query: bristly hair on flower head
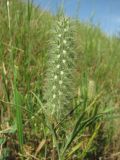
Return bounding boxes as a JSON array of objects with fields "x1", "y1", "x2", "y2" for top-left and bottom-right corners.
[{"x1": 43, "y1": 10, "x2": 76, "y2": 121}]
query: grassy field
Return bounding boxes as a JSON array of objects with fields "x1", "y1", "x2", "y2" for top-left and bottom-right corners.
[{"x1": 0, "y1": 0, "x2": 120, "y2": 160}]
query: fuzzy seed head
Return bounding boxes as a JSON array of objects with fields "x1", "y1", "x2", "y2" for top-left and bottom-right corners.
[
  {"x1": 7, "y1": 0, "x2": 10, "y2": 6},
  {"x1": 57, "y1": 55, "x2": 60, "y2": 58},
  {"x1": 59, "y1": 80, "x2": 63, "y2": 85},
  {"x1": 60, "y1": 71, "x2": 64, "y2": 75},
  {"x1": 53, "y1": 85, "x2": 56, "y2": 90},
  {"x1": 53, "y1": 94, "x2": 56, "y2": 99},
  {"x1": 54, "y1": 75, "x2": 58, "y2": 80},
  {"x1": 64, "y1": 28, "x2": 68, "y2": 32},
  {"x1": 57, "y1": 64, "x2": 60, "y2": 69},
  {"x1": 63, "y1": 50, "x2": 67, "y2": 54},
  {"x1": 44, "y1": 14, "x2": 75, "y2": 121},
  {"x1": 63, "y1": 40, "x2": 67, "y2": 44},
  {"x1": 58, "y1": 91, "x2": 62, "y2": 95},
  {"x1": 62, "y1": 59, "x2": 66, "y2": 63},
  {"x1": 58, "y1": 34, "x2": 62, "y2": 38}
]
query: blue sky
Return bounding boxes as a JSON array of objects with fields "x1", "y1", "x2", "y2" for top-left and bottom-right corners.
[{"x1": 32, "y1": 0, "x2": 120, "y2": 35}]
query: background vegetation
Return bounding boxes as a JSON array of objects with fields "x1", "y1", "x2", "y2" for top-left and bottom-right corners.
[{"x1": 0, "y1": 0, "x2": 120, "y2": 159}]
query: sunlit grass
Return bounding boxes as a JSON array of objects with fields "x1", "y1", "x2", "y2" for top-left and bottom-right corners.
[{"x1": 0, "y1": 0, "x2": 120, "y2": 159}]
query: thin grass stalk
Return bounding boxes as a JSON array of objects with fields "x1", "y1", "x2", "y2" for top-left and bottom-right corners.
[{"x1": 13, "y1": 66, "x2": 23, "y2": 153}]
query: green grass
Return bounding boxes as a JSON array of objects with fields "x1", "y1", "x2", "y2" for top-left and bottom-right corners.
[{"x1": 0, "y1": 0, "x2": 120, "y2": 159}]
